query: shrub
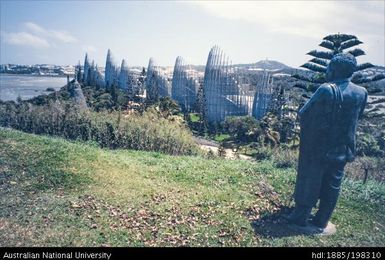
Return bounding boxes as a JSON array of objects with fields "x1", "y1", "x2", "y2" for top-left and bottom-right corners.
[
  {"x1": 217, "y1": 145, "x2": 227, "y2": 157},
  {"x1": 345, "y1": 156, "x2": 385, "y2": 183},
  {"x1": 223, "y1": 116, "x2": 260, "y2": 142},
  {"x1": 0, "y1": 101, "x2": 200, "y2": 156},
  {"x1": 205, "y1": 149, "x2": 218, "y2": 160},
  {"x1": 252, "y1": 146, "x2": 273, "y2": 161},
  {"x1": 356, "y1": 132, "x2": 383, "y2": 157},
  {"x1": 272, "y1": 148, "x2": 298, "y2": 169}
]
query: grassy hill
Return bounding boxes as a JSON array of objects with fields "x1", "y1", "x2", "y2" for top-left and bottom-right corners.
[{"x1": 0, "y1": 127, "x2": 384, "y2": 246}]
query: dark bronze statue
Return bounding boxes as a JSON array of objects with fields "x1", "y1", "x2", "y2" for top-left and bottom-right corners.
[{"x1": 287, "y1": 53, "x2": 368, "y2": 234}]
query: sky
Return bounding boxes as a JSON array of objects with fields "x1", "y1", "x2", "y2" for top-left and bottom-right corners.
[{"x1": 0, "y1": 0, "x2": 384, "y2": 68}]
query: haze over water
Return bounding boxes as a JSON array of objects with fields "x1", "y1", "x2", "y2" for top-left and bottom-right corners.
[{"x1": 0, "y1": 74, "x2": 67, "y2": 101}]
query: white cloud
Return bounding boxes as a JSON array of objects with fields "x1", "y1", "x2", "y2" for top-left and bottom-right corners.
[
  {"x1": 189, "y1": 1, "x2": 333, "y2": 38},
  {"x1": 24, "y1": 22, "x2": 46, "y2": 34},
  {"x1": 82, "y1": 45, "x2": 97, "y2": 53},
  {"x1": 2, "y1": 31, "x2": 50, "y2": 48},
  {"x1": 189, "y1": 1, "x2": 384, "y2": 39},
  {"x1": 2, "y1": 22, "x2": 78, "y2": 51},
  {"x1": 50, "y1": 30, "x2": 77, "y2": 43},
  {"x1": 22, "y1": 22, "x2": 78, "y2": 44}
]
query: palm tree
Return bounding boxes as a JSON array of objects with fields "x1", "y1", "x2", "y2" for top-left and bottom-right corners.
[{"x1": 292, "y1": 33, "x2": 385, "y2": 92}]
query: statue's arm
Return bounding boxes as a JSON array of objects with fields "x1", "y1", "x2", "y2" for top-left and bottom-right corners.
[
  {"x1": 359, "y1": 90, "x2": 368, "y2": 119},
  {"x1": 298, "y1": 84, "x2": 331, "y2": 118}
]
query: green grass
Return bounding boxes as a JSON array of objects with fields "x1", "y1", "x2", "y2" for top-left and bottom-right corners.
[
  {"x1": 189, "y1": 113, "x2": 200, "y2": 123},
  {"x1": 0, "y1": 127, "x2": 384, "y2": 246},
  {"x1": 214, "y1": 133, "x2": 231, "y2": 142}
]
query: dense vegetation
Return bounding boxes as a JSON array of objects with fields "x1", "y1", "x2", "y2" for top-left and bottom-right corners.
[{"x1": 0, "y1": 99, "x2": 199, "y2": 156}]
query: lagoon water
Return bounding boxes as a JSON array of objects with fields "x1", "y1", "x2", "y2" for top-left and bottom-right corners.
[{"x1": 0, "y1": 74, "x2": 67, "y2": 101}]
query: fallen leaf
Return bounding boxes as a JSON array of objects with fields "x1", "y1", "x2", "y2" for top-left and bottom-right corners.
[
  {"x1": 138, "y1": 209, "x2": 146, "y2": 216},
  {"x1": 71, "y1": 202, "x2": 81, "y2": 208}
]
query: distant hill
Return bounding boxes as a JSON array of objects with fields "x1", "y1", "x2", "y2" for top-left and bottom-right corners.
[
  {"x1": 183, "y1": 60, "x2": 292, "y2": 73},
  {"x1": 252, "y1": 60, "x2": 291, "y2": 70},
  {"x1": 144, "y1": 61, "x2": 385, "y2": 86},
  {"x1": 232, "y1": 60, "x2": 291, "y2": 71}
]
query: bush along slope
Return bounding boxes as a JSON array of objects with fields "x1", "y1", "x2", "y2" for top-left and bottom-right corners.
[{"x1": 0, "y1": 100, "x2": 200, "y2": 156}]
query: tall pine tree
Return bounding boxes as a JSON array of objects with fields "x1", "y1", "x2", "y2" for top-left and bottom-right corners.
[{"x1": 293, "y1": 33, "x2": 385, "y2": 92}]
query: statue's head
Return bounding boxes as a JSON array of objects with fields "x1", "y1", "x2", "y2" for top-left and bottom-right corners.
[{"x1": 326, "y1": 53, "x2": 357, "y2": 81}]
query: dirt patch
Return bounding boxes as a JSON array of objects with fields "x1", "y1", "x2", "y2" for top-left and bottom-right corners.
[{"x1": 195, "y1": 137, "x2": 253, "y2": 160}]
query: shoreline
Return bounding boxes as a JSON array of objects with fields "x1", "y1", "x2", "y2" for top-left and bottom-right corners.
[{"x1": 0, "y1": 73, "x2": 71, "y2": 78}]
